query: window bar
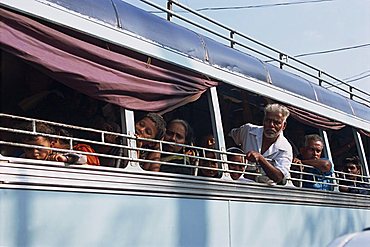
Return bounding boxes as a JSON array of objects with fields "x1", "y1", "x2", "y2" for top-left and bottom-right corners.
[
  {"x1": 319, "y1": 129, "x2": 337, "y2": 190},
  {"x1": 353, "y1": 128, "x2": 370, "y2": 177},
  {"x1": 120, "y1": 108, "x2": 139, "y2": 170},
  {"x1": 207, "y1": 87, "x2": 227, "y2": 172}
]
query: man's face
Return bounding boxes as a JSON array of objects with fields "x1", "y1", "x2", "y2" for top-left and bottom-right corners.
[
  {"x1": 163, "y1": 122, "x2": 186, "y2": 153},
  {"x1": 263, "y1": 112, "x2": 286, "y2": 139},
  {"x1": 302, "y1": 140, "x2": 323, "y2": 160},
  {"x1": 344, "y1": 163, "x2": 360, "y2": 181},
  {"x1": 24, "y1": 136, "x2": 52, "y2": 160}
]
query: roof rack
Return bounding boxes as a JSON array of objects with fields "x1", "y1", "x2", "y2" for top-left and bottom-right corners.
[{"x1": 140, "y1": 0, "x2": 370, "y2": 106}]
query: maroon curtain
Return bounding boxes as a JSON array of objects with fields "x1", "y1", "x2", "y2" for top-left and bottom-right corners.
[
  {"x1": 359, "y1": 129, "x2": 370, "y2": 138},
  {"x1": 287, "y1": 105, "x2": 370, "y2": 136},
  {"x1": 0, "y1": 8, "x2": 218, "y2": 113},
  {"x1": 287, "y1": 105, "x2": 345, "y2": 130}
]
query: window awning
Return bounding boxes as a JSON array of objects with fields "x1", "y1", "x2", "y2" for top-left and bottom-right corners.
[{"x1": 0, "y1": 8, "x2": 218, "y2": 113}]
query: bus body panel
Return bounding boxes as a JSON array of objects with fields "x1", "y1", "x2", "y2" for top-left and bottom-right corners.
[{"x1": 1, "y1": 188, "x2": 369, "y2": 247}]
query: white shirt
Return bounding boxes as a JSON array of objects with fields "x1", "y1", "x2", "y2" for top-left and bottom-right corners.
[
  {"x1": 236, "y1": 176, "x2": 255, "y2": 183},
  {"x1": 229, "y1": 123, "x2": 292, "y2": 179}
]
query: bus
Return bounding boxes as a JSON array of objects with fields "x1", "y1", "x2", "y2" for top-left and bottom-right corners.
[{"x1": 1, "y1": 0, "x2": 369, "y2": 246}]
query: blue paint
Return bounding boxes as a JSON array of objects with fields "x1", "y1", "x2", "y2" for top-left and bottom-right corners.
[{"x1": 1, "y1": 189, "x2": 369, "y2": 247}]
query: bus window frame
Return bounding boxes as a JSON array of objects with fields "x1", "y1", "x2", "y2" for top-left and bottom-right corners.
[
  {"x1": 207, "y1": 87, "x2": 229, "y2": 179},
  {"x1": 353, "y1": 129, "x2": 370, "y2": 177}
]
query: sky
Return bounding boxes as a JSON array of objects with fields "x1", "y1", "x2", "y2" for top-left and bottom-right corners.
[{"x1": 124, "y1": 0, "x2": 370, "y2": 103}]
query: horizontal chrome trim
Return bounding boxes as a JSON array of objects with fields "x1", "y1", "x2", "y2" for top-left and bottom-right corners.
[{"x1": 1, "y1": 162, "x2": 369, "y2": 209}]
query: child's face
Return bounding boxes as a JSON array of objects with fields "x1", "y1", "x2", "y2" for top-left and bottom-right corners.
[
  {"x1": 24, "y1": 136, "x2": 52, "y2": 160},
  {"x1": 200, "y1": 152, "x2": 218, "y2": 177},
  {"x1": 344, "y1": 163, "x2": 360, "y2": 180},
  {"x1": 52, "y1": 139, "x2": 69, "y2": 150},
  {"x1": 228, "y1": 155, "x2": 245, "y2": 180},
  {"x1": 135, "y1": 117, "x2": 158, "y2": 146}
]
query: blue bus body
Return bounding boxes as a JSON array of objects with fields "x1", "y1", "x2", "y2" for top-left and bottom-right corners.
[{"x1": 2, "y1": 187, "x2": 369, "y2": 247}]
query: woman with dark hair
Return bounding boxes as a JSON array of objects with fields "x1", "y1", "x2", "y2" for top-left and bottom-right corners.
[
  {"x1": 160, "y1": 119, "x2": 194, "y2": 175},
  {"x1": 339, "y1": 156, "x2": 369, "y2": 195}
]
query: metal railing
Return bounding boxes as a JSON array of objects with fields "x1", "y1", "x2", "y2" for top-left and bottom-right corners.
[
  {"x1": 138, "y1": 0, "x2": 370, "y2": 105},
  {"x1": 1, "y1": 113, "x2": 369, "y2": 195}
]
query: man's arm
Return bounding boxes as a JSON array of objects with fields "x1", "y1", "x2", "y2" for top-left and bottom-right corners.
[
  {"x1": 339, "y1": 185, "x2": 350, "y2": 192},
  {"x1": 228, "y1": 124, "x2": 250, "y2": 148},
  {"x1": 298, "y1": 158, "x2": 332, "y2": 173},
  {"x1": 246, "y1": 151, "x2": 284, "y2": 183}
]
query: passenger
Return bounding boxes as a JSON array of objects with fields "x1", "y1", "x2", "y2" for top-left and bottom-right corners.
[
  {"x1": 94, "y1": 119, "x2": 122, "y2": 167},
  {"x1": 20, "y1": 123, "x2": 71, "y2": 163},
  {"x1": 52, "y1": 128, "x2": 88, "y2": 165},
  {"x1": 226, "y1": 147, "x2": 254, "y2": 182},
  {"x1": 286, "y1": 129, "x2": 304, "y2": 186},
  {"x1": 339, "y1": 156, "x2": 369, "y2": 195},
  {"x1": 198, "y1": 133, "x2": 216, "y2": 149},
  {"x1": 289, "y1": 157, "x2": 304, "y2": 187},
  {"x1": 72, "y1": 143, "x2": 100, "y2": 165},
  {"x1": 135, "y1": 113, "x2": 166, "y2": 172},
  {"x1": 160, "y1": 119, "x2": 194, "y2": 175},
  {"x1": 52, "y1": 127, "x2": 73, "y2": 150},
  {"x1": 228, "y1": 103, "x2": 292, "y2": 184},
  {"x1": 50, "y1": 127, "x2": 99, "y2": 166},
  {"x1": 295, "y1": 134, "x2": 334, "y2": 191},
  {"x1": 198, "y1": 151, "x2": 220, "y2": 178}
]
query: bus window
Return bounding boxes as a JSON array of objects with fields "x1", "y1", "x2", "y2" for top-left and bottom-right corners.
[
  {"x1": 328, "y1": 127, "x2": 357, "y2": 171},
  {"x1": 216, "y1": 84, "x2": 265, "y2": 148},
  {"x1": 0, "y1": 51, "x2": 127, "y2": 167},
  {"x1": 158, "y1": 92, "x2": 214, "y2": 175}
]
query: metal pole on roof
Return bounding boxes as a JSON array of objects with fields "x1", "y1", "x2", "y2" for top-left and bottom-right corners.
[
  {"x1": 318, "y1": 70, "x2": 323, "y2": 87},
  {"x1": 279, "y1": 53, "x2": 285, "y2": 69},
  {"x1": 167, "y1": 0, "x2": 172, "y2": 21},
  {"x1": 230, "y1": 31, "x2": 235, "y2": 48}
]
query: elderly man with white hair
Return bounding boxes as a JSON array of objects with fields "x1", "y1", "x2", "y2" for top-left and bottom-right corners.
[{"x1": 229, "y1": 103, "x2": 293, "y2": 184}]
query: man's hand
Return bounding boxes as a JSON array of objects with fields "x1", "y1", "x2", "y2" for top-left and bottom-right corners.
[
  {"x1": 246, "y1": 150, "x2": 284, "y2": 183},
  {"x1": 245, "y1": 150, "x2": 263, "y2": 163},
  {"x1": 292, "y1": 157, "x2": 304, "y2": 172},
  {"x1": 293, "y1": 157, "x2": 301, "y2": 164}
]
